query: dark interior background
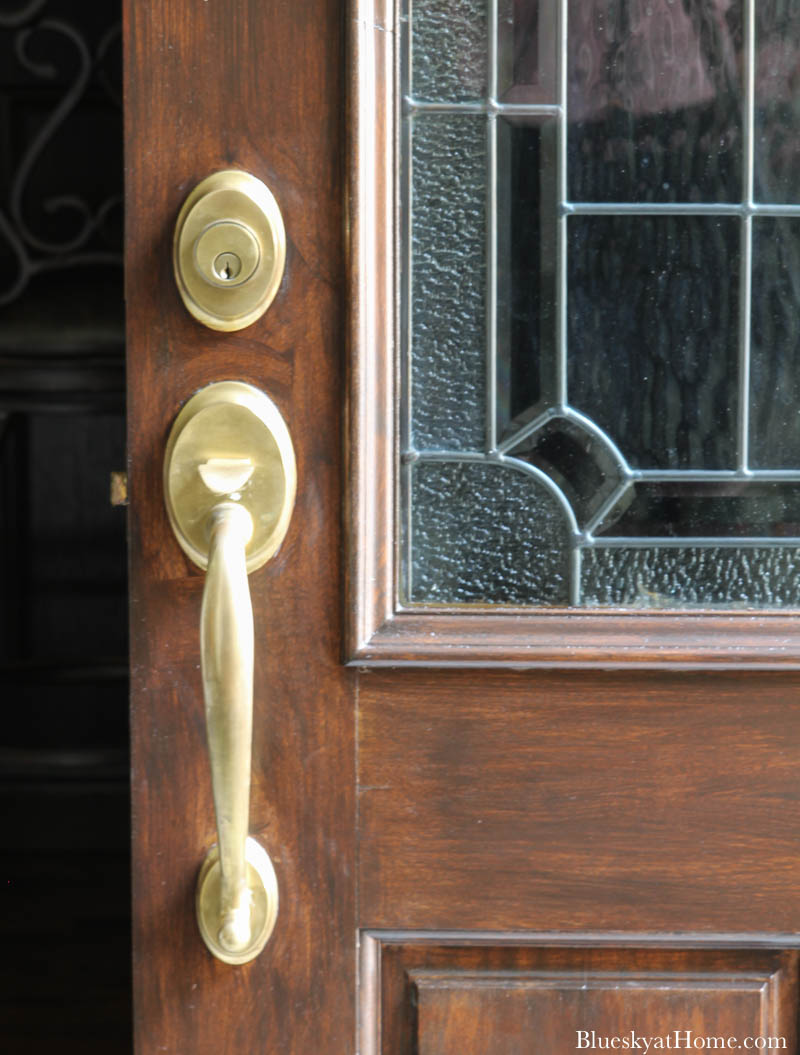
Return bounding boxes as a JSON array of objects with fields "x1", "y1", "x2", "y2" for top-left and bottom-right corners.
[{"x1": 0, "y1": 0, "x2": 131, "y2": 1049}]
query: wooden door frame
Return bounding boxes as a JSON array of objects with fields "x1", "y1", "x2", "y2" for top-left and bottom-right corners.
[{"x1": 347, "y1": 0, "x2": 800, "y2": 670}]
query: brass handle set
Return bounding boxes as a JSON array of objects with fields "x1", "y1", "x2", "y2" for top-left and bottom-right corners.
[{"x1": 164, "y1": 173, "x2": 293, "y2": 964}]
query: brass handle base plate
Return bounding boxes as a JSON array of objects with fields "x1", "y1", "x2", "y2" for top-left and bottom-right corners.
[
  {"x1": 196, "y1": 837, "x2": 279, "y2": 965},
  {"x1": 164, "y1": 381, "x2": 297, "y2": 573}
]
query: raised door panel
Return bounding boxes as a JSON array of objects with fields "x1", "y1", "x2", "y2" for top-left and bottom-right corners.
[
  {"x1": 365, "y1": 943, "x2": 798, "y2": 1054},
  {"x1": 416, "y1": 971, "x2": 786, "y2": 1055}
]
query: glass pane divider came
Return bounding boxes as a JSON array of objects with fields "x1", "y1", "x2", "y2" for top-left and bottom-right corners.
[{"x1": 403, "y1": 99, "x2": 562, "y2": 116}]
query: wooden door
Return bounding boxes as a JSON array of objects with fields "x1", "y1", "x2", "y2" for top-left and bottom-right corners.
[{"x1": 126, "y1": 0, "x2": 800, "y2": 1053}]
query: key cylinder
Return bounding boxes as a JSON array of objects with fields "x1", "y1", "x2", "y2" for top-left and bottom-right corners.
[{"x1": 194, "y1": 221, "x2": 260, "y2": 288}]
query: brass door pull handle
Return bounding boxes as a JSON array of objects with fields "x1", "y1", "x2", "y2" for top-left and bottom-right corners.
[
  {"x1": 200, "y1": 499, "x2": 258, "y2": 955},
  {"x1": 164, "y1": 381, "x2": 296, "y2": 964}
]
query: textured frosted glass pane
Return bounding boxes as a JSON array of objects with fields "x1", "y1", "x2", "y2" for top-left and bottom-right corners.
[
  {"x1": 411, "y1": 116, "x2": 486, "y2": 450},
  {"x1": 755, "y1": 0, "x2": 800, "y2": 202},
  {"x1": 407, "y1": 461, "x2": 570, "y2": 604},
  {"x1": 410, "y1": 0, "x2": 487, "y2": 102},
  {"x1": 568, "y1": 215, "x2": 740, "y2": 469},
  {"x1": 582, "y1": 547, "x2": 800, "y2": 607},
  {"x1": 750, "y1": 219, "x2": 800, "y2": 467},
  {"x1": 567, "y1": 0, "x2": 743, "y2": 202}
]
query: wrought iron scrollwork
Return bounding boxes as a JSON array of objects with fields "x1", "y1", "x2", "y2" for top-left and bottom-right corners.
[
  {"x1": 0, "y1": 0, "x2": 48, "y2": 30},
  {"x1": 0, "y1": 1, "x2": 122, "y2": 306}
]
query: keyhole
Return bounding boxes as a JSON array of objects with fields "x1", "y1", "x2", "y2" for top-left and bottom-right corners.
[{"x1": 213, "y1": 251, "x2": 242, "y2": 282}]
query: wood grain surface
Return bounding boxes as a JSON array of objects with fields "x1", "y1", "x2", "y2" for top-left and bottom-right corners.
[
  {"x1": 369, "y1": 943, "x2": 799, "y2": 1055},
  {"x1": 359, "y1": 669, "x2": 800, "y2": 933},
  {"x1": 124, "y1": 1, "x2": 354, "y2": 1052}
]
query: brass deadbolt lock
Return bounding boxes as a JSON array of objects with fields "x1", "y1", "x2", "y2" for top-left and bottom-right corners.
[{"x1": 173, "y1": 170, "x2": 286, "y2": 331}]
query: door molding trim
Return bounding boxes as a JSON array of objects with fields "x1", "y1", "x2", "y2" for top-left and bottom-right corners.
[
  {"x1": 346, "y1": 0, "x2": 397, "y2": 663},
  {"x1": 358, "y1": 930, "x2": 800, "y2": 1055},
  {"x1": 361, "y1": 929, "x2": 800, "y2": 948}
]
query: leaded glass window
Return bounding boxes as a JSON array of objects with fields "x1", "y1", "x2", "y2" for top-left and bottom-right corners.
[{"x1": 401, "y1": 0, "x2": 800, "y2": 607}]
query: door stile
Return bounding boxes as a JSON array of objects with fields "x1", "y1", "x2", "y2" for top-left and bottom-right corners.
[{"x1": 124, "y1": 0, "x2": 355, "y2": 1051}]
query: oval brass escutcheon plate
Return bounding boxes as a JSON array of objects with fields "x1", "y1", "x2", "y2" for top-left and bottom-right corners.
[
  {"x1": 173, "y1": 170, "x2": 286, "y2": 331},
  {"x1": 196, "y1": 838, "x2": 279, "y2": 965},
  {"x1": 163, "y1": 380, "x2": 297, "y2": 573}
]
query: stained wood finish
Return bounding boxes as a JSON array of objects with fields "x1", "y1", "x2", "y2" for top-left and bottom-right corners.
[
  {"x1": 124, "y1": 1, "x2": 353, "y2": 1053},
  {"x1": 359, "y1": 670, "x2": 800, "y2": 932},
  {"x1": 364, "y1": 942, "x2": 798, "y2": 1055},
  {"x1": 415, "y1": 971, "x2": 783, "y2": 1055},
  {"x1": 346, "y1": 0, "x2": 394, "y2": 659},
  {"x1": 351, "y1": 609, "x2": 800, "y2": 668}
]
